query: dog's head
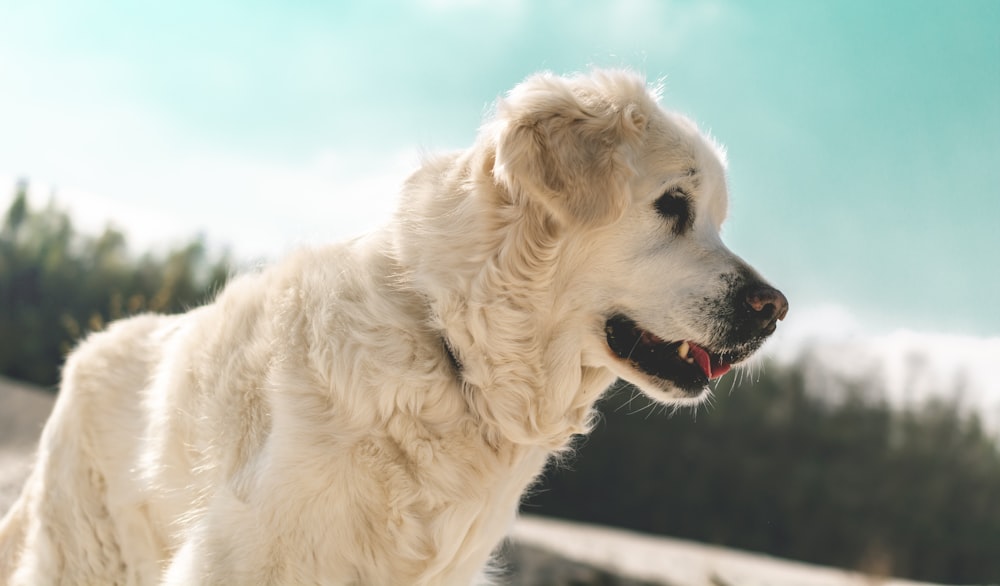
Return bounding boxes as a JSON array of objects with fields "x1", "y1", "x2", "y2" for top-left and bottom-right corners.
[{"x1": 490, "y1": 70, "x2": 788, "y2": 405}]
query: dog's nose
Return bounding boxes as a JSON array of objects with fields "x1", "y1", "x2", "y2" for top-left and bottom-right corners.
[{"x1": 743, "y1": 284, "x2": 788, "y2": 336}]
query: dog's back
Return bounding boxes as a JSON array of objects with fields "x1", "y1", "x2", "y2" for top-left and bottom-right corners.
[
  {"x1": 0, "y1": 313, "x2": 178, "y2": 584},
  {"x1": 0, "y1": 258, "x2": 294, "y2": 584}
]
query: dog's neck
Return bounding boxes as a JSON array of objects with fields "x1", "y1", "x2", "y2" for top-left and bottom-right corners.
[{"x1": 398, "y1": 149, "x2": 617, "y2": 451}]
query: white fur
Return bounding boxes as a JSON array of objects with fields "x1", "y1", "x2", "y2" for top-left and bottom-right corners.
[{"x1": 0, "y1": 70, "x2": 774, "y2": 585}]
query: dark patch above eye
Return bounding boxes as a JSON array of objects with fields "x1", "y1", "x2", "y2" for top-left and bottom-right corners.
[{"x1": 654, "y1": 189, "x2": 693, "y2": 235}]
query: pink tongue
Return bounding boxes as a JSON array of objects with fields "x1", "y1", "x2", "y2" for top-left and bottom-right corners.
[
  {"x1": 688, "y1": 343, "x2": 712, "y2": 379},
  {"x1": 687, "y1": 343, "x2": 730, "y2": 380},
  {"x1": 712, "y1": 361, "x2": 731, "y2": 379}
]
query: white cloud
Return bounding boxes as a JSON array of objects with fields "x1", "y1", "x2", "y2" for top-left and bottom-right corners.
[
  {"x1": 607, "y1": 0, "x2": 728, "y2": 50},
  {"x1": 417, "y1": 0, "x2": 524, "y2": 13},
  {"x1": 0, "y1": 37, "x2": 419, "y2": 259},
  {"x1": 2, "y1": 146, "x2": 419, "y2": 260},
  {"x1": 765, "y1": 304, "x2": 1000, "y2": 433}
]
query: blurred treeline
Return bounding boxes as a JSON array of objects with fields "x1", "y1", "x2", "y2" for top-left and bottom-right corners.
[
  {"x1": 0, "y1": 182, "x2": 230, "y2": 386},
  {"x1": 526, "y1": 372, "x2": 1000, "y2": 584},
  {"x1": 3, "y1": 183, "x2": 998, "y2": 584}
]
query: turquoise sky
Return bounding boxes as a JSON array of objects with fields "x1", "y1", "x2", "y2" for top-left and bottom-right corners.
[{"x1": 1, "y1": 0, "x2": 998, "y2": 335}]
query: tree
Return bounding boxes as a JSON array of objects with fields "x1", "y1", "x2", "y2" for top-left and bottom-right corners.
[
  {"x1": 525, "y1": 366, "x2": 1000, "y2": 583},
  {"x1": 0, "y1": 181, "x2": 231, "y2": 386}
]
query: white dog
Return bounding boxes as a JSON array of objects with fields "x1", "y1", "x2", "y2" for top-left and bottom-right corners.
[{"x1": 0, "y1": 69, "x2": 787, "y2": 585}]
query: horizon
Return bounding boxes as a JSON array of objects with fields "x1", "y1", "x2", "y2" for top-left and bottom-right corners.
[{"x1": 2, "y1": 0, "x2": 998, "y2": 338}]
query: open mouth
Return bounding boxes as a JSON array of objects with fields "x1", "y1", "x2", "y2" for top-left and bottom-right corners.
[{"x1": 605, "y1": 314, "x2": 733, "y2": 392}]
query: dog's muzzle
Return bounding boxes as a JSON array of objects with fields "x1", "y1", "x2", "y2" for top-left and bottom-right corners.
[{"x1": 604, "y1": 280, "x2": 788, "y2": 394}]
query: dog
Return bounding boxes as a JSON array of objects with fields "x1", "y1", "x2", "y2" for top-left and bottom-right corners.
[{"x1": 0, "y1": 69, "x2": 787, "y2": 585}]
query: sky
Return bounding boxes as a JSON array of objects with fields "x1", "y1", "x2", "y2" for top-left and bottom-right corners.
[{"x1": 1, "y1": 0, "x2": 999, "y2": 342}]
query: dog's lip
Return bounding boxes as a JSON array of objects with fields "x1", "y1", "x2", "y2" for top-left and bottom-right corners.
[{"x1": 604, "y1": 314, "x2": 734, "y2": 388}]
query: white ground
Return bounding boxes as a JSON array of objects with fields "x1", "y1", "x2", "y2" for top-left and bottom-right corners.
[{"x1": 511, "y1": 516, "x2": 949, "y2": 586}]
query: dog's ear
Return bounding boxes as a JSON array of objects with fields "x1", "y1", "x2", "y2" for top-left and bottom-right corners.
[{"x1": 493, "y1": 72, "x2": 647, "y2": 227}]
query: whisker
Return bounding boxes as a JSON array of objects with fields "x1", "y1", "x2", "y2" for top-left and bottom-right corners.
[
  {"x1": 615, "y1": 386, "x2": 643, "y2": 413},
  {"x1": 624, "y1": 335, "x2": 643, "y2": 362}
]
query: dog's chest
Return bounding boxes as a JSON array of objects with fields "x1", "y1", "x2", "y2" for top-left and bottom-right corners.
[{"x1": 352, "y1": 437, "x2": 551, "y2": 583}]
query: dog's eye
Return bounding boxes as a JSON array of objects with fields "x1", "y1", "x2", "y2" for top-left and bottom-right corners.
[{"x1": 654, "y1": 189, "x2": 692, "y2": 235}]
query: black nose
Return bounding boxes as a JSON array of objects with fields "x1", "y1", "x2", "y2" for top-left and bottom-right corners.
[{"x1": 743, "y1": 284, "x2": 789, "y2": 336}]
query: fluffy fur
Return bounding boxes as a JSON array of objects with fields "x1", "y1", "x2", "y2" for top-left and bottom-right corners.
[{"x1": 0, "y1": 69, "x2": 785, "y2": 585}]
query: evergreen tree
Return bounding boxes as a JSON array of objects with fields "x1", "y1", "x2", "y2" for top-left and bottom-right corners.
[
  {"x1": 0, "y1": 181, "x2": 230, "y2": 386},
  {"x1": 525, "y1": 370, "x2": 1000, "y2": 583}
]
